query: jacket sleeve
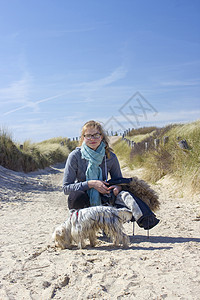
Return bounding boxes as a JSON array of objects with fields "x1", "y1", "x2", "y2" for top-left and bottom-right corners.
[
  {"x1": 109, "y1": 153, "x2": 122, "y2": 179},
  {"x1": 62, "y1": 150, "x2": 89, "y2": 195}
]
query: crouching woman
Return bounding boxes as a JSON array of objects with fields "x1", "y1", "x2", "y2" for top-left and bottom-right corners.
[{"x1": 63, "y1": 120, "x2": 159, "y2": 231}]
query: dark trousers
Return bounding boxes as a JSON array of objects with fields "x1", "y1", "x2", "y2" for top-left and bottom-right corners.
[{"x1": 68, "y1": 191, "x2": 90, "y2": 210}]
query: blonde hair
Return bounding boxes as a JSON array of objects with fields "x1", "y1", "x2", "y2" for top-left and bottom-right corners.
[{"x1": 79, "y1": 120, "x2": 113, "y2": 158}]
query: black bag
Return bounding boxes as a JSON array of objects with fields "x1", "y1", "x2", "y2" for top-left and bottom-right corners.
[
  {"x1": 101, "y1": 177, "x2": 133, "y2": 206},
  {"x1": 100, "y1": 190, "x2": 116, "y2": 206}
]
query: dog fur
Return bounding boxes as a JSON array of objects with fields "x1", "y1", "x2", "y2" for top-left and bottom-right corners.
[
  {"x1": 52, "y1": 206, "x2": 132, "y2": 249},
  {"x1": 122, "y1": 177, "x2": 160, "y2": 211}
]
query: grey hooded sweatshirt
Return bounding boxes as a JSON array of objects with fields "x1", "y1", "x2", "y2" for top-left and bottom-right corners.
[{"x1": 63, "y1": 147, "x2": 122, "y2": 195}]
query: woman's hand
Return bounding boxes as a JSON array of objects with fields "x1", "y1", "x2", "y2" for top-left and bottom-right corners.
[
  {"x1": 108, "y1": 185, "x2": 122, "y2": 196},
  {"x1": 88, "y1": 180, "x2": 110, "y2": 194}
]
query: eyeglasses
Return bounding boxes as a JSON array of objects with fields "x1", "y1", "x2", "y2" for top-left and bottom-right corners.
[{"x1": 84, "y1": 133, "x2": 101, "y2": 140}]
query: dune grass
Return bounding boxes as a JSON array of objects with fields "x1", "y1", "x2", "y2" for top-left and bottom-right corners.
[
  {"x1": 128, "y1": 132, "x2": 156, "y2": 143},
  {"x1": 0, "y1": 132, "x2": 77, "y2": 172},
  {"x1": 111, "y1": 139, "x2": 136, "y2": 169},
  {"x1": 1, "y1": 120, "x2": 199, "y2": 194},
  {"x1": 113, "y1": 120, "x2": 200, "y2": 193}
]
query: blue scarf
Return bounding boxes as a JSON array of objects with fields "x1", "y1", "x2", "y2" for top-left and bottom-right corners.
[{"x1": 81, "y1": 141, "x2": 106, "y2": 206}]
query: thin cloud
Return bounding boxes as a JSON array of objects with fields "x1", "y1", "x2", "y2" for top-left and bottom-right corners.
[
  {"x1": 46, "y1": 27, "x2": 96, "y2": 37},
  {"x1": 0, "y1": 73, "x2": 31, "y2": 104},
  {"x1": 3, "y1": 94, "x2": 65, "y2": 116},
  {"x1": 2, "y1": 66, "x2": 127, "y2": 116},
  {"x1": 3, "y1": 93, "x2": 94, "y2": 116},
  {"x1": 160, "y1": 79, "x2": 200, "y2": 87},
  {"x1": 112, "y1": 109, "x2": 200, "y2": 127},
  {"x1": 41, "y1": 21, "x2": 108, "y2": 38},
  {"x1": 9, "y1": 114, "x2": 86, "y2": 142},
  {"x1": 76, "y1": 66, "x2": 128, "y2": 90}
]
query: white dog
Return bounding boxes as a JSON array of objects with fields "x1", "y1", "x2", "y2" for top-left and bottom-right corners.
[{"x1": 52, "y1": 206, "x2": 132, "y2": 249}]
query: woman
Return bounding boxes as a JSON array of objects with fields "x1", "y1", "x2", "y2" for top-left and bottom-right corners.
[{"x1": 63, "y1": 120, "x2": 159, "y2": 230}]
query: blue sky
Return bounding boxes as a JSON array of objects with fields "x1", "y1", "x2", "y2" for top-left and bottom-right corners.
[{"x1": 0, "y1": 0, "x2": 199, "y2": 142}]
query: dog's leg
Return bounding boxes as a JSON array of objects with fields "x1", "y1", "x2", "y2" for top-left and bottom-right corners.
[
  {"x1": 116, "y1": 226, "x2": 129, "y2": 248},
  {"x1": 71, "y1": 219, "x2": 85, "y2": 249},
  {"x1": 122, "y1": 233, "x2": 129, "y2": 248},
  {"x1": 77, "y1": 237, "x2": 86, "y2": 249},
  {"x1": 110, "y1": 225, "x2": 129, "y2": 248},
  {"x1": 112, "y1": 232, "x2": 120, "y2": 246},
  {"x1": 88, "y1": 231, "x2": 97, "y2": 247}
]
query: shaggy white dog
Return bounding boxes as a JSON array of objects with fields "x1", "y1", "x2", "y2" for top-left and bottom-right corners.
[{"x1": 52, "y1": 206, "x2": 132, "y2": 249}]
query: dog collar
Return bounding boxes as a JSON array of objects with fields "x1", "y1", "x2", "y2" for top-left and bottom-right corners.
[{"x1": 70, "y1": 209, "x2": 79, "y2": 219}]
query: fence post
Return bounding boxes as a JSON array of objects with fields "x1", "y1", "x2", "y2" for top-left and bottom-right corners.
[
  {"x1": 163, "y1": 136, "x2": 169, "y2": 145},
  {"x1": 178, "y1": 139, "x2": 189, "y2": 149},
  {"x1": 131, "y1": 141, "x2": 135, "y2": 148},
  {"x1": 154, "y1": 138, "x2": 160, "y2": 149}
]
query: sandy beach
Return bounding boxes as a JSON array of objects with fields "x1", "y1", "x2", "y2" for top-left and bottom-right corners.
[{"x1": 0, "y1": 160, "x2": 200, "y2": 299}]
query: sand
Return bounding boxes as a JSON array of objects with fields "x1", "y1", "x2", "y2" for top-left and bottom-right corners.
[{"x1": 0, "y1": 161, "x2": 200, "y2": 300}]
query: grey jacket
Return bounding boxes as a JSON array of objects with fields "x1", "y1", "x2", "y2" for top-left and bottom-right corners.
[{"x1": 63, "y1": 147, "x2": 122, "y2": 195}]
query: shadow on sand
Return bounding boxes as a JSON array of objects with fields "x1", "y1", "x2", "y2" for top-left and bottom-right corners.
[
  {"x1": 129, "y1": 234, "x2": 200, "y2": 245},
  {"x1": 93, "y1": 234, "x2": 200, "y2": 251}
]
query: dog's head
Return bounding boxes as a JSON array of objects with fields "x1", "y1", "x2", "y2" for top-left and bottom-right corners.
[
  {"x1": 52, "y1": 220, "x2": 72, "y2": 249},
  {"x1": 117, "y1": 208, "x2": 133, "y2": 223}
]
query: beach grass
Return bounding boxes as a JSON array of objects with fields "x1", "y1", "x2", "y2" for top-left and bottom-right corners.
[
  {"x1": 1, "y1": 120, "x2": 199, "y2": 193},
  {"x1": 112, "y1": 120, "x2": 200, "y2": 193},
  {"x1": 0, "y1": 132, "x2": 77, "y2": 172}
]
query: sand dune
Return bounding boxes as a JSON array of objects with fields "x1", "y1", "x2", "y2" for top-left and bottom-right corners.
[{"x1": 0, "y1": 162, "x2": 200, "y2": 299}]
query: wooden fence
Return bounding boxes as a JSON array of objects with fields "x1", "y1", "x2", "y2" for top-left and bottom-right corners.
[
  {"x1": 60, "y1": 129, "x2": 189, "y2": 152},
  {"x1": 121, "y1": 134, "x2": 189, "y2": 151}
]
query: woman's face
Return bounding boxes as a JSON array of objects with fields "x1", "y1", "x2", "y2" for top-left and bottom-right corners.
[{"x1": 83, "y1": 127, "x2": 103, "y2": 150}]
